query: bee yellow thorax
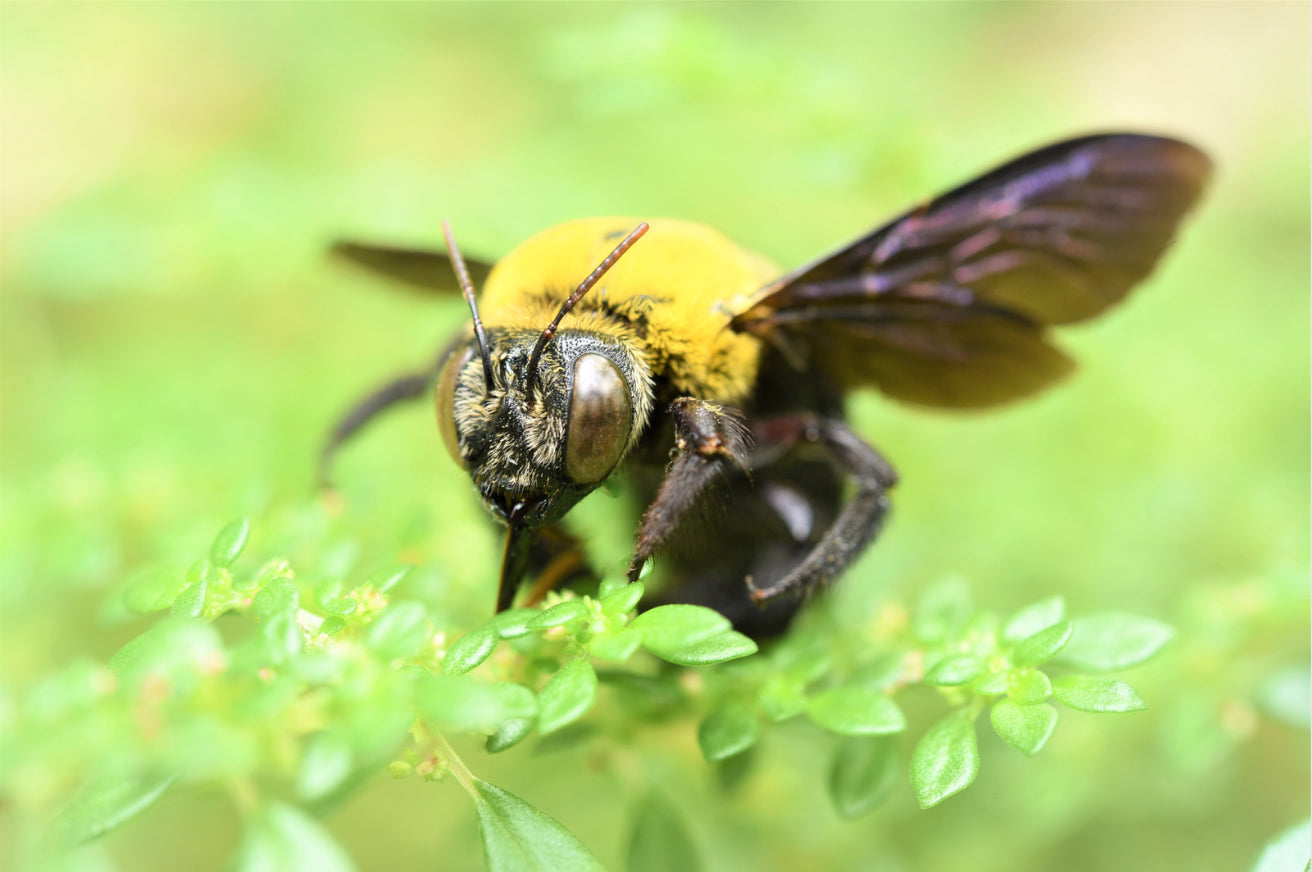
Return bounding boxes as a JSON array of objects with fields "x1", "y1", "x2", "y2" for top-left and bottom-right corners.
[{"x1": 478, "y1": 218, "x2": 776, "y2": 404}]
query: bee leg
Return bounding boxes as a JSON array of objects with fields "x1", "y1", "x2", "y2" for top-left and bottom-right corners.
[
  {"x1": 318, "y1": 366, "x2": 438, "y2": 490},
  {"x1": 626, "y1": 398, "x2": 752, "y2": 582},
  {"x1": 746, "y1": 416, "x2": 897, "y2": 603}
]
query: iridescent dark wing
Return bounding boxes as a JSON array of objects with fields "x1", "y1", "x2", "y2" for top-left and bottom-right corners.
[
  {"x1": 731, "y1": 134, "x2": 1211, "y2": 408},
  {"x1": 331, "y1": 241, "x2": 495, "y2": 294}
]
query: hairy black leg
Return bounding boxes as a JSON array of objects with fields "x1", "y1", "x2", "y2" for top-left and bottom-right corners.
[
  {"x1": 318, "y1": 366, "x2": 438, "y2": 490},
  {"x1": 747, "y1": 416, "x2": 897, "y2": 603},
  {"x1": 626, "y1": 398, "x2": 752, "y2": 582}
]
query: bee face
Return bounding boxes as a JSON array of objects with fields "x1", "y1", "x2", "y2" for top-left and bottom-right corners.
[{"x1": 435, "y1": 327, "x2": 652, "y2": 529}]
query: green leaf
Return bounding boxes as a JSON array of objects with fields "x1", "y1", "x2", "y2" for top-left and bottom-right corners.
[
  {"x1": 210, "y1": 517, "x2": 251, "y2": 568},
  {"x1": 828, "y1": 736, "x2": 898, "y2": 819},
  {"x1": 526, "y1": 599, "x2": 591, "y2": 631},
  {"x1": 626, "y1": 792, "x2": 703, "y2": 872},
  {"x1": 320, "y1": 616, "x2": 346, "y2": 636},
  {"x1": 1056, "y1": 613, "x2": 1174, "y2": 671},
  {"x1": 51, "y1": 774, "x2": 176, "y2": 845},
  {"x1": 648, "y1": 630, "x2": 757, "y2": 666},
  {"x1": 1249, "y1": 819, "x2": 1311, "y2": 872},
  {"x1": 122, "y1": 566, "x2": 189, "y2": 614},
  {"x1": 1001, "y1": 596, "x2": 1066, "y2": 644},
  {"x1": 297, "y1": 733, "x2": 353, "y2": 801},
  {"x1": 909, "y1": 710, "x2": 979, "y2": 808},
  {"x1": 489, "y1": 608, "x2": 543, "y2": 640},
  {"x1": 632, "y1": 604, "x2": 730, "y2": 654},
  {"x1": 599, "y1": 581, "x2": 644, "y2": 616},
  {"x1": 169, "y1": 575, "x2": 208, "y2": 619},
  {"x1": 585, "y1": 626, "x2": 642, "y2": 662},
  {"x1": 363, "y1": 600, "x2": 431, "y2": 660},
  {"x1": 230, "y1": 800, "x2": 357, "y2": 872},
  {"x1": 1012, "y1": 620, "x2": 1073, "y2": 667},
  {"x1": 1008, "y1": 668, "x2": 1053, "y2": 705},
  {"x1": 537, "y1": 659, "x2": 598, "y2": 734},
  {"x1": 261, "y1": 612, "x2": 304, "y2": 663},
  {"x1": 1052, "y1": 675, "x2": 1146, "y2": 712},
  {"x1": 990, "y1": 699, "x2": 1059, "y2": 756},
  {"x1": 486, "y1": 718, "x2": 536, "y2": 754},
  {"x1": 805, "y1": 687, "x2": 906, "y2": 736},
  {"x1": 697, "y1": 703, "x2": 760, "y2": 761},
  {"x1": 364, "y1": 563, "x2": 412, "y2": 594},
  {"x1": 251, "y1": 578, "x2": 299, "y2": 619},
  {"x1": 596, "y1": 575, "x2": 629, "y2": 599},
  {"x1": 911, "y1": 576, "x2": 972, "y2": 644},
  {"x1": 474, "y1": 780, "x2": 605, "y2": 872},
  {"x1": 416, "y1": 676, "x2": 533, "y2": 733},
  {"x1": 972, "y1": 671, "x2": 1011, "y2": 695},
  {"x1": 924, "y1": 655, "x2": 986, "y2": 687},
  {"x1": 444, "y1": 627, "x2": 499, "y2": 675}
]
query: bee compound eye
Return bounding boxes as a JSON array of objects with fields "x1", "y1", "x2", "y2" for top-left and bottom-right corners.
[
  {"x1": 435, "y1": 345, "x2": 475, "y2": 469},
  {"x1": 565, "y1": 353, "x2": 632, "y2": 484}
]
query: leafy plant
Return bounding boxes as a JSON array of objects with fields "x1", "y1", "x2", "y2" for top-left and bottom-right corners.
[{"x1": 0, "y1": 516, "x2": 1187, "y2": 871}]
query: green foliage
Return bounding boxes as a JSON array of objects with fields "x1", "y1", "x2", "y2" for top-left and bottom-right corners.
[{"x1": 3, "y1": 519, "x2": 1198, "y2": 871}]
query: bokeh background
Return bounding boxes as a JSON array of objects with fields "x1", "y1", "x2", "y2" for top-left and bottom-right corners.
[{"x1": 2, "y1": 3, "x2": 1308, "y2": 871}]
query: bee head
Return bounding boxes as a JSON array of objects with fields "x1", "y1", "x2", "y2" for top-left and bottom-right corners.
[{"x1": 435, "y1": 221, "x2": 652, "y2": 532}]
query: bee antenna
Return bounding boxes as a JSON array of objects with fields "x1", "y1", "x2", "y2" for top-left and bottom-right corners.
[
  {"x1": 442, "y1": 219, "x2": 495, "y2": 386},
  {"x1": 526, "y1": 221, "x2": 649, "y2": 387}
]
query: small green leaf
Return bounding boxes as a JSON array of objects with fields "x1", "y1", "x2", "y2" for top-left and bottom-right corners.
[
  {"x1": 123, "y1": 566, "x2": 189, "y2": 614},
  {"x1": 51, "y1": 774, "x2": 176, "y2": 845},
  {"x1": 805, "y1": 687, "x2": 906, "y2": 736},
  {"x1": 828, "y1": 736, "x2": 898, "y2": 819},
  {"x1": 597, "y1": 575, "x2": 629, "y2": 599},
  {"x1": 297, "y1": 733, "x2": 353, "y2": 801},
  {"x1": 320, "y1": 616, "x2": 346, "y2": 636},
  {"x1": 488, "y1": 608, "x2": 540, "y2": 640},
  {"x1": 911, "y1": 576, "x2": 972, "y2": 644},
  {"x1": 417, "y1": 676, "x2": 531, "y2": 733},
  {"x1": 697, "y1": 703, "x2": 760, "y2": 761},
  {"x1": 526, "y1": 599, "x2": 591, "y2": 631},
  {"x1": 322, "y1": 596, "x2": 357, "y2": 617},
  {"x1": 365, "y1": 564, "x2": 412, "y2": 594},
  {"x1": 1052, "y1": 675, "x2": 1146, "y2": 712},
  {"x1": 632, "y1": 605, "x2": 730, "y2": 653},
  {"x1": 474, "y1": 780, "x2": 605, "y2": 872},
  {"x1": 649, "y1": 630, "x2": 757, "y2": 666},
  {"x1": 972, "y1": 671, "x2": 1011, "y2": 695},
  {"x1": 599, "y1": 581, "x2": 644, "y2": 616},
  {"x1": 538, "y1": 659, "x2": 598, "y2": 734},
  {"x1": 364, "y1": 600, "x2": 431, "y2": 660},
  {"x1": 1012, "y1": 621, "x2": 1073, "y2": 667},
  {"x1": 924, "y1": 655, "x2": 986, "y2": 687},
  {"x1": 210, "y1": 518, "x2": 251, "y2": 568},
  {"x1": 444, "y1": 627, "x2": 499, "y2": 675},
  {"x1": 169, "y1": 576, "x2": 208, "y2": 619},
  {"x1": 910, "y1": 709, "x2": 979, "y2": 808},
  {"x1": 1008, "y1": 668, "x2": 1053, "y2": 705},
  {"x1": 252, "y1": 578, "x2": 299, "y2": 619},
  {"x1": 586, "y1": 626, "x2": 642, "y2": 662},
  {"x1": 262, "y1": 612, "x2": 304, "y2": 663},
  {"x1": 1056, "y1": 613, "x2": 1174, "y2": 671},
  {"x1": 990, "y1": 699, "x2": 1058, "y2": 756},
  {"x1": 230, "y1": 800, "x2": 357, "y2": 872},
  {"x1": 1001, "y1": 596, "x2": 1066, "y2": 644},
  {"x1": 486, "y1": 718, "x2": 536, "y2": 754},
  {"x1": 626, "y1": 792, "x2": 703, "y2": 872}
]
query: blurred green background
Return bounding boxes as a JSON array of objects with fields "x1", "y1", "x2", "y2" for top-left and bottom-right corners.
[{"x1": 2, "y1": 3, "x2": 1307, "y2": 871}]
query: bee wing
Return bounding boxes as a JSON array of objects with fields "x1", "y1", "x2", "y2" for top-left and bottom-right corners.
[
  {"x1": 731, "y1": 134, "x2": 1211, "y2": 408},
  {"x1": 331, "y1": 241, "x2": 496, "y2": 294}
]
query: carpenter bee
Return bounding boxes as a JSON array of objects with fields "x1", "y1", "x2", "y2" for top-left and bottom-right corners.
[{"x1": 323, "y1": 133, "x2": 1210, "y2": 636}]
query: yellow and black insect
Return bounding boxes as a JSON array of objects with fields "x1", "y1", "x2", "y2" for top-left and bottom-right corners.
[{"x1": 323, "y1": 133, "x2": 1210, "y2": 636}]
